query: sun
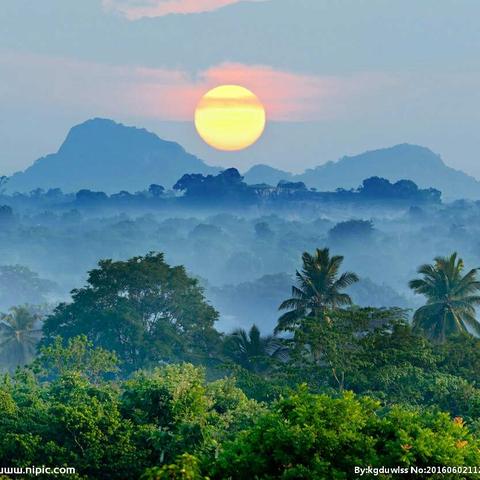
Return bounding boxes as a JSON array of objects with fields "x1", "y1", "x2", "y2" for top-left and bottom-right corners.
[{"x1": 194, "y1": 85, "x2": 266, "y2": 151}]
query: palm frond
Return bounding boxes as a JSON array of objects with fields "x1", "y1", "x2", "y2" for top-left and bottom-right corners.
[{"x1": 410, "y1": 253, "x2": 480, "y2": 342}]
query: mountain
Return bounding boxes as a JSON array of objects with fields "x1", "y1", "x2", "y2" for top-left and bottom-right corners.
[
  {"x1": 297, "y1": 144, "x2": 480, "y2": 199},
  {"x1": 9, "y1": 122, "x2": 480, "y2": 199},
  {"x1": 7, "y1": 118, "x2": 220, "y2": 193},
  {"x1": 245, "y1": 144, "x2": 480, "y2": 200},
  {"x1": 243, "y1": 164, "x2": 292, "y2": 185}
]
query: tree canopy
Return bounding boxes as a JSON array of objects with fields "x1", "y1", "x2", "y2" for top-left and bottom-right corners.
[
  {"x1": 409, "y1": 252, "x2": 480, "y2": 342},
  {"x1": 1, "y1": 248, "x2": 480, "y2": 478},
  {"x1": 42, "y1": 253, "x2": 221, "y2": 372},
  {"x1": 276, "y1": 248, "x2": 358, "y2": 332}
]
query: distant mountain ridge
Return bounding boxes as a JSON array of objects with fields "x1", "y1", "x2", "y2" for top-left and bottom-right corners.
[
  {"x1": 8, "y1": 119, "x2": 480, "y2": 200},
  {"x1": 242, "y1": 164, "x2": 293, "y2": 185},
  {"x1": 244, "y1": 144, "x2": 480, "y2": 200},
  {"x1": 7, "y1": 118, "x2": 220, "y2": 193}
]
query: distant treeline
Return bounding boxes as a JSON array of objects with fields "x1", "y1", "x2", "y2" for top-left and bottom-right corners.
[{"x1": 0, "y1": 168, "x2": 441, "y2": 211}]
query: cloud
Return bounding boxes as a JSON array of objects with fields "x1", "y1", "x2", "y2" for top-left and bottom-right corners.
[
  {"x1": 102, "y1": 0, "x2": 265, "y2": 19},
  {"x1": 125, "y1": 63, "x2": 396, "y2": 122},
  {"x1": 0, "y1": 50, "x2": 396, "y2": 124}
]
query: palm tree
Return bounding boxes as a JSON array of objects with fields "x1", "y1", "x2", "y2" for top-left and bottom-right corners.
[
  {"x1": 223, "y1": 324, "x2": 287, "y2": 373},
  {"x1": 409, "y1": 252, "x2": 480, "y2": 342},
  {"x1": 0, "y1": 305, "x2": 42, "y2": 370},
  {"x1": 276, "y1": 248, "x2": 358, "y2": 333}
]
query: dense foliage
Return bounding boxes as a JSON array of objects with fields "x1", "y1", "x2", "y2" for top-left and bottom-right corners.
[
  {"x1": 211, "y1": 389, "x2": 480, "y2": 480},
  {"x1": 3, "y1": 339, "x2": 480, "y2": 479},
  {"x1": 0, "y1": 344, "x2": 262, "y2": 480},
  {"x1": 1, "y1": 248, "x2": 480, "y2": 478},
  {"x1": 41, "y1": 253, "x2": 220, "y2": 373}
]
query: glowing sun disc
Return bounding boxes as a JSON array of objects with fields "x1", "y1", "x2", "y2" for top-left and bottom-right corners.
[{"x1": 194, "y1": 85, "x2": 266, "y2": 151}]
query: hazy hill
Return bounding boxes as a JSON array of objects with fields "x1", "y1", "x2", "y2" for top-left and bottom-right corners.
[
  {"x1": 7, "y1": 118, "x2": 220, "y2": 193},
  {"x1": 9, "y1": 120, "x2": 480, "y2": 200},
  {"x1": 243, "y1": 164, "x2": 292, "y2": 186},
  {"x1": 245, "y1": 144, "x2": 480, "y2": 199}
]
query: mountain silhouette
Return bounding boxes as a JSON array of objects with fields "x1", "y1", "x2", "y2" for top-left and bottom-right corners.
[
  {"x1": 7, "y1": 118, "x2": 220, "y2": 193},
  {"x1": 8, "y1": 120, "x2": 480, "y2": 200},
  {"x1": 244, "y1": 144, "x2": 480, "y2": 199},
  {"x1": 243, "y1": 164, "x2": 293, "y2": 185}
]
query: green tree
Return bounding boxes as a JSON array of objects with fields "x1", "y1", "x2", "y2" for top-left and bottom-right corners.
[
  {"x1": 0, "y1": 346, "x2": 263, "y2": 479},
  {"x1": 355, "y1": 319, "x2": 436, "y2": 375},
  {"x1": 142, "y1": 454, "x2": 207, "y2": 480},
  {"x1": 33, "y1": 335, "x2": 118, "y2": 383},
  {"x1": 437, "y1": 334, "x2": 480, "y2": 385},
  {"x1": 0, "y1": 306, "x2": 42, "y2": 371},
  {"x1": 287, "y1": 308, "x2": 405, "y2": 392},
  {"x1": 409, "y1": 252, "x2": 480, "y2": 342},
  {"x1": 212, "y1": 389, "x2": 480, "y2": 480},
  {"x1": 276, "y1": 248, "x2": 358, "y2": 333},
  {"x1": 41, "y1": 253, "x2": 221, "y2": 372},
  {"x1": 0, "y1": 371, "x2": 140, "y2": 479},
  {"x1": 350, "y1": 320, "x2": 480, "y2": 419},
  {"x1": 120, "y1": 364, "x2": 262, "y2": 466},
  {"x1": 223, "y1": 325, "x2": 287, "y2": 373}
]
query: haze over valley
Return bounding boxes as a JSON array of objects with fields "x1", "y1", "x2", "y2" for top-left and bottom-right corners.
[{"x1": 1, "y1": 117, "x2": 478, "y2": 332}]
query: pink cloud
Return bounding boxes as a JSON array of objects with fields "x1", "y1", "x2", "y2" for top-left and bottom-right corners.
[
  {"x1": 129, "y1": 63, "x2": 395, "y2": 122},
  {"x1": 102, "y1": 0, "x2": 264, "y2": 19},
  {"x1": 129, "y1": 64, "x2": 325, "y2": 121},
  {"x1": 0, "y1": 50, "x2": 396, "y2": 123}
]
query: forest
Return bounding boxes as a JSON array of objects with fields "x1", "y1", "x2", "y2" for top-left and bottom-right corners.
[
  {"x1": 1, "y1": 173, "x2": 480, "y2": 478},
  {"x1": 1, "y1": 244, "x2": 480, "y2": 478},
  {"x1": 0, "y1": 170, "x2": 469, "y2": 330},
  {"x1": 5, "y1": 0, "x2": 480, "y2": 476}
]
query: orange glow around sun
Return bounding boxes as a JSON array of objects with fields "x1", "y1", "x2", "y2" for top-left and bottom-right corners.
[{"x1": 194, "y1": 85, "x2": 266, "y2": 151}]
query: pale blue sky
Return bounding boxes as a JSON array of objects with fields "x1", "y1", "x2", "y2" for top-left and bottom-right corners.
[{"x1": 1, "y1": 0, "x2": 480, "y2": 176}]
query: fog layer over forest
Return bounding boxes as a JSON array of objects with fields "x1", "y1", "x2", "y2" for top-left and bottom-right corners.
[{"x1": 0, "y1": 170, "x2": 475, "y2": 332}]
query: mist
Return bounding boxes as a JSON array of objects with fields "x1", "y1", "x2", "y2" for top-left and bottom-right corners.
[{"x1": 0, "y1": 176, "x2": 473, "y2": 333}]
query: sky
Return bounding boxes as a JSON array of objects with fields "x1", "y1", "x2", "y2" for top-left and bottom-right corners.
[{"x1": 1, "y1": 0, "x2": 480, "y2": 176}]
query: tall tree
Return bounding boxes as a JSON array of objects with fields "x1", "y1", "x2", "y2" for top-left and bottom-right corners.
[
  {"x1": 0, "y1": 305, "x2": 42, "y2": 370},
  {"x1": 42, "y1": 253, "x2": 221, "y2": 372},
  {"x1": 409, "y1": 252, "x2": 480, "y2": 342},
  {"x1": 223, "y1": 325, "x2": 287, "y2": 373},
  {"x1": 276, "y1": 248, "x2": 358, "y2": 332}
]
